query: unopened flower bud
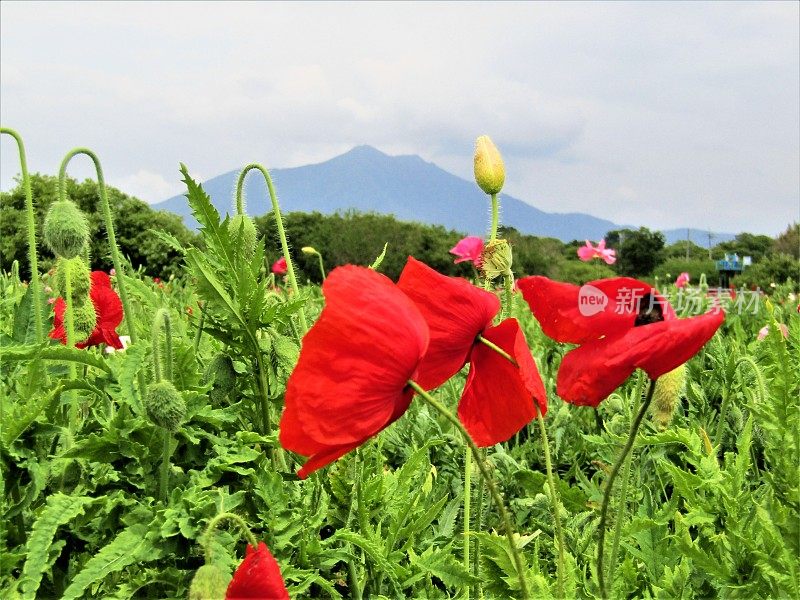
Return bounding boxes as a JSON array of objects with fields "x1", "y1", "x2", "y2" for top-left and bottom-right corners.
[
  {"x1": 203, "y1": 354, "x2": 237, "y2": 402},
  {"x1": 70, "y1": 300, "x2": 97, "y2": 343},
  {"x1": 144, "y1": 381, "x2": 186, "y2": 431},
  {"x1": 228, "y1": 214, "x2": 257, "y2": 259},
  {"x1": 473, "y1": 135, "x2": 505, "y2": 195},
  {"x1": 301, "y1": 246, "x2": 318, "y2": 256},
  {"x1": 44, "y1": 200, "x2": 90, "y2": 258},
  {"x1": 54, "y1": 256, "x2": 92, "y2": 301},
  {"x1": 650, "y1": 365, "x2": 686, "y2": 429},
  {"x1": 189, "y1": 564, "x2": 230, "y2": 600},
  {"x1": 480, "y1": 238, "x2": 513, "y2": 280}
]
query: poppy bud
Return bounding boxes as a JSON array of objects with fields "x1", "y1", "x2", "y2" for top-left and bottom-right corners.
[
  {"x1": 473, "y1": 135, "x2": 505, "y2": 195},
  {"x1": 480, "y1": 238, "x2": 513, "y2": 280},
  {"x1": 301, "y1": 246, "x2": 318, "y2": 256},
  {"x1": 54, "y1": 256, "x2": 92, "y2": 301},
  {"x1": 44, "y1": 200, "x2": 90, "y2": 258},
  {"x1": 144, "y1": 381, "x2": 186, "y2": 431},
  {"x1": 228, "y1": 214, "x2": 257, "y2": 259},
  {"x1": 70, "y1": 300, "x2": 97, "y2": 343},
  {"x1": 188, "y1": 564, "x2": 230, "y2": 600},
  {"x1": 650, "y1": 365, "x2": 686, "y2": 429},
  {"x1": 203, "y1": 354, "x2": 236, "y2": 402}
]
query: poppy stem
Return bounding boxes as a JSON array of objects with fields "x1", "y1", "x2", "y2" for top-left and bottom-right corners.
[
  {"x1": 202, "y1": 511, "x2": 259, "y2": 564},
  {"x1": 64, "y1": 264, "x2": 79, "y2": 436},
  {"x1": 464, "y1": 445, "x2": 471, "y2": 600},
  {"x1": 489, "y1": 193, "x2": 499, "y2": 241},
  {"x1": 597, "y1": 377, "x2": 657, "y2": 598},
  {"x1": 408, "y1": 380, "x2": 531, "y2": 600},
  {"x1": 475, "y1": 334, "x2": 517, "y2": 365},
  {"x1": 535, "y1": 408, "x2": 565, "y2": 599},
  {"x1": 235, "y1": 164, "x2": 308, "y2": 334},
  {"x1": 151, "y1": 308, "x2": 173, "y2": 383},
  {"x1": 1, "y1": 128, "x2": 44, "y2": 342}
]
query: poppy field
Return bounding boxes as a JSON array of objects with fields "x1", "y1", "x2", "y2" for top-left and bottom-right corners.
[{"x1": 1, "y1": 130, "x2": 799, "y2": 600}]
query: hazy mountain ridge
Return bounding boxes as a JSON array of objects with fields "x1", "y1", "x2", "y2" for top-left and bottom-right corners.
[{"x1": 155, "y1": 145, "x2": 735, "y2": 245}]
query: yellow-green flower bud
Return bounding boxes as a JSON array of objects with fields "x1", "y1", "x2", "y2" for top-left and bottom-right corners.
[
  {"x1": 473, "y1": 135, "x2": 505, "y2": 195},
  {"x1": 188, "y1": 564, "x2": 229, "y2": 600},
  {"x1": 228, "y1": 214, "x2": 257, "y2": 259},
  {"x1": 54, "y1": 256, "x2": 92, "y2": 301},
  {"x1": 70, "y1": 301, "x2": 97, "y2": 343},
  {"x1": 144, "y1": 381, "x2": 186, "y2": 431},
  {"x1": 301, "y1": 246, "x2": 318, "y2": 256},
  {"x1": 650, "y1": 365, "x2": 686, "y2": 429},
  {"x1": 44, "y1": 200, "x2": 90, "y2": 258},
  {"x1": 480, "y1": 238, "x2": 513, "y2": 280}
]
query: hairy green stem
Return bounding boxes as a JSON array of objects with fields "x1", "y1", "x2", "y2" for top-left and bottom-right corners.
[
  {"x1": 464, "y1": 445, "x2": 472, "y2": 600},
  {"x1": 235, "y1": 163, "x2": 308, "y2": 333},
  {"x1": 58, "y1": 149, "x2": 144, "y2": 394},
  {"x1": 159, "y1": 431, "x2": 172, "y2": 504},
  {"x1": 203, "y1": 511, "x2": 258, "y2": 564},
  {"x1": 317, "y1": 254, "x2": 326, "y2": 281},
  {"x1": 409, "y1": 381, "x2": 530, "y2": 600},
  {"x1": 65, "y1": 265, "x2": 79, "y2": 435},
  {"x1": 1, "y1": 128, "x2": 44, "y2": 342},
  {"x1": 193, "y1": 301, "x2": 207, "y2": 354},
  {"x1": 597, "y1": 378, "x2": 657, "y2": 598},
  {"x1": 151, "y1": 308, "x2": 173, "y2": 383},
  {"x1": 536, "y1": 409, "x2": 565, "y2": 598},
  {"x1": 489, "y1": 193, "x2": 499, "y2": 241}
]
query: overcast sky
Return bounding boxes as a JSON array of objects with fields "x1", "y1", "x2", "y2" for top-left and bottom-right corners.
[{"x1": 2, "y1": 1, "x2": 798, "y2": 235}]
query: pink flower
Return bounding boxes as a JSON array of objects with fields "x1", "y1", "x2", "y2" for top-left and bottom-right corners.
[
  {"x1": 757, "y1": 323, "x2": 789, "y2": 341},
  {"x1": 449, "y1": 236, "x2": 484, "y2": 267},
  {"x1": 675, "y1": 272, "x2": 690, "y2": 288},
  {"x1": 271, "y1": 257, "x2": 288, "y2": 275},
  {"x1": 577, "y1": 240, "x2": 616, "y2": 265}
]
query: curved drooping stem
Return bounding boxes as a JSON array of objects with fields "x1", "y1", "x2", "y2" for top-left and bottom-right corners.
[
  {"x1": 409, "y1": 381, "x2": 530, "y2": 600},
  {"x1": 202, "y1": 511, "x2": 259, "y2": 564},
  {"x1": 235, "y1": 163, "x2": 308, "y2": 333},
  {"x1": 1, "y1": 128, "x2": 44, "y2": 342},
  {"x1": 597, "y1": 378, "x2": 657, "y2": 598}
]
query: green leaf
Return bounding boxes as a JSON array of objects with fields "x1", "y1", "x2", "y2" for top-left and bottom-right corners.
[
  {"x1": 0, "y1": 343, "x2": 112, "y2": 374},
  {"x1": 19, "y1": 494, "x2": 95, "y2": 600}
]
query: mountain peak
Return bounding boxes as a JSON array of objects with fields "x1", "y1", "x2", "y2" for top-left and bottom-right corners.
[{"x1": 342, "y1": 145, "x2": 388, "y2": 159}]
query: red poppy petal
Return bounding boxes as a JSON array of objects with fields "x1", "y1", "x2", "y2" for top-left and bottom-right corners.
[
  {"x1": 557, "y1": 310, "x2": 724, "y2": 406},
  {"x1": 90, "y1": 270, "x2": 112, "y2": 288},
  {"x1": 397, "y1": 257, "x2": 499, "y2": 389},
  {"x1": 91, "y1": 275, "x2": 124, "y2": 329},
  {"x1": 226, "y1": 541, "x2": 289, "y2": 600},
  {"x1": 517, "y1": 276, "x2": 655, "y2": 344},
  {"x1": 458, "y1": 319, "x2": 546, "y2": 447},
  {"x1": 280, "y1": 266, "x2": 428, "y2": 449}
]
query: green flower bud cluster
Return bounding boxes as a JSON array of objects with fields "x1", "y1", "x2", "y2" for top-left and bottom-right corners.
[
  {"x1": 144, "y1": 381, "x2": 186, "y2": 432},
  {"x1": 203, "y1": 354, "x2": 237, "y2": 403},
  {"x1": 228, "y1": 213, "x2": 258, "y2": 260},
  {"x1": 481, "y1": 238, "x2": 513, "y2": 280},
  {"x1": 44, "y1": 200, "x2": 90, "y2": 259},
  {"x1": 188, "y1": 564, "x2": 229, "y2": 600},
  {"x1": 54, "y1": 256, "x2": 91, "y2": 299},
  {"x1": 650, "y1": 365, "x2": 686, "y2": 430}
]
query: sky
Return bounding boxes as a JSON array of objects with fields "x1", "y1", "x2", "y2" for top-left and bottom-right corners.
[{"x1": 1, "y1": 1, "x2": 798, "y2": 236}]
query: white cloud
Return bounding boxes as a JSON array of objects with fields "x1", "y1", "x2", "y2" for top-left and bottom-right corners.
[{"x1": 109, "y1": 170, "x2": 183, "y2": 204}]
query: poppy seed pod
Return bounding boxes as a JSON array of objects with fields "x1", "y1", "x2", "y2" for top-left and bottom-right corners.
[
  {"x1": 70, "y1": 300, "x2": 97, "y2": 343},
  {"x1": 188, "y1": 564, "x2": 229, "y2": 600},
  {"x1": 480, "y1": 238, "x2": 513, "y2": 280},
  {"x1": 228, "y1": 214, "x2": 257, "y2": 259},
  {"x1": 651, "y1": 365, "x2": 686, "y2": 429},
  {"x1": 203, "y1": 354, "x2": 236, "y2": 401},
  {"x1": 144, "y1": 381, "x2": 186, "y2": 431},
  {"x1": 44, "y1": 200, "x2": 90, "y2": 258},
  {"x1": 473, "y1": 135, "x2": 505, "y2": 195},
  {"x1": 54, "y1": 256, "x2": 92, "y2": 301}
]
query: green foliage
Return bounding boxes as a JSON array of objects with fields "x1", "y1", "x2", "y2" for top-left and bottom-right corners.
[
  {"x1": 732, "y1": 253, "x2": 800, "y2": 290},
  {"x1": 715, "y1": 232, "x2": 776, "y2": 262},
  {"x1": 606, "y1": 227, "x2": 666, "y2": 277},
  {"x1": 653, "y1": 257, "x2": 717, "y2": 284},
  {"x1": 774, "y1": 222, "x2": 799, "y2": 258}
]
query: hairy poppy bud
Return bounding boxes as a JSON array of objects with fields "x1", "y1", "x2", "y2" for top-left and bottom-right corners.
[
  {"x1": 473, "y1": 135, "x2": 505, "y2": 195},
  {"x1": 144, "y1": 381, "x2": 186, "y2": 431},
  {"x1": 301, "y1": 246, "x2": 318, "y2": 256},
  {"x1": 228, "y1": 214, "x2": 258, "y2": 259},
  {"x1": 189, "y1": 564, "x2": 230, "y2": 600},
  {"x1": 480, "y1": 238, "x2": 513, "y2": 280},
  {"x1": 70, "y1": 300, "x2": 97, "y2": 343},
  {"x1": 203, "y1": 354, "x2": 236, "y2": 402},
  {"x1": 44, "y1": 200, "x2": 90, "y2": 258},
  {"x1": 54, "y1": 256, "x2": 92, "y2": 301},
  {"x1": 650, "y1": 365, "x2": 686, "y2": 429}
]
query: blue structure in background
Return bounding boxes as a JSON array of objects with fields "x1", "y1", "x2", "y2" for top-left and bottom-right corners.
[{"x1": 716, "y1": 254, "x2": 751, "y2": 286}]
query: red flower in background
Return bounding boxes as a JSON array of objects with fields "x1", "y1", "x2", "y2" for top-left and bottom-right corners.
[
  {"x1": 398, "y1": 257, "x2": 547, "y2": 446},
  {"x1": 279, "y1": 266, "x2": 429, "y2": 478},
  {"x1": 271, "y1": 257, "x2": 287, "y2": 275},
  {"x1": 50, "y1": 271, "x2": 124, "y2": 350},
  {"x1": 225, "y1": 541, "x2": 289, "y2": 600},
  {"x1": 517, "y1": 276, "x2": 724, "y2": 407}
]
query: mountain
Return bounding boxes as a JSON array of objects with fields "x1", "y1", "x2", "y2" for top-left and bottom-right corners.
[{"x1": 155, "y1": 145, "x2": 735, "y2": 245}]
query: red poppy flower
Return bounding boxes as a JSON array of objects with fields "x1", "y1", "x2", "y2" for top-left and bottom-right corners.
[
  {"x1": 517, "y1": 276, "x2": 724, "y2": 407},
  {"x1": 271, "y1": 257, "x2": 287, "y2": 275},
  {"x1": 50, "y1": 271, "x2": 124, "y2": 350},
  {"x1": 225, "y1": 541, "x2": 289, "y2": 600},
  {"x1": 279, "y1": 265, "x2": 429, "y2": 478},
  {"x1": 397, "y1": 257, "x2": 547, "y2": 446}
]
